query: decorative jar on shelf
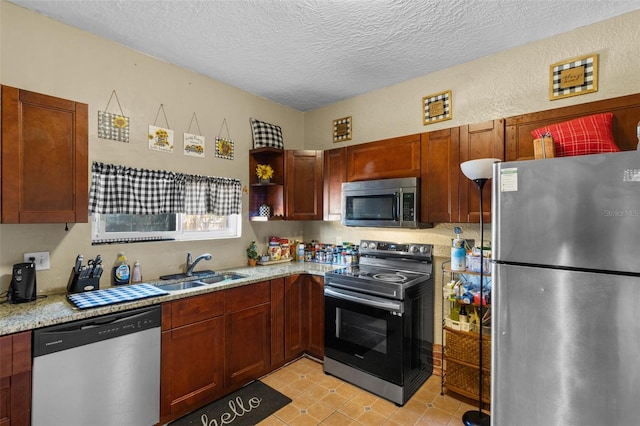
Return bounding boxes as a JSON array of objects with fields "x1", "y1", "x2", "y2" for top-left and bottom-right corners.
[{"x1": 259, "y1": 204, "x2": 271, "y2": 217}]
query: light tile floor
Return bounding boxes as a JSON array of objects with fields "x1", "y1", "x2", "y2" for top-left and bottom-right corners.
[{"x1": 259, "y1": 357, "x2": 479, "y2": 426}]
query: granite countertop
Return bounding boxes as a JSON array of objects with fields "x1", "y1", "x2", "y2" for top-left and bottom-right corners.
[{"x1": 1, "y1": 261, "x2": 340, "y2": 337}]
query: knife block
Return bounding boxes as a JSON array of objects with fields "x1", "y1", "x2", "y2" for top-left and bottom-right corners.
[{"x1": 67, "y1": 267, "x2": 100, "y2": 293}]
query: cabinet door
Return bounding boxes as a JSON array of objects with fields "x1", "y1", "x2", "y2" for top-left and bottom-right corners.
[
  {"x1": 160, "y1": 317, "x2": 224, "y2": 424},
  {"x1": 420, "y1": 127, "x2": 460, "y2": 223},
  {"x1": 270, "y1": 278, "x2": 285, "y2": 368},
  {"x1": 224, "y1": 303, "x2": 271, "y2": 390},
  {"x1": 284, "y1": 275, "x2": 307, "y2": 360},
  {"x1": 323, "y1": 147, "x2": 346, "y2": 221},
  {"x1": 346, "y1": 134, "x2": 421, "y2": 181},
  {"x1": 285, "y1": 150, "x2": 323, "y2": 220},
  {"x1": 306, "y1": 275, "x2": 325, "y2": 359},
  {"x1": 1, "y1": 86, "x2": 88, "y2": 223},
  {"x1": 458, "y1": 119, "x2": 504, "y2": 223},
  {"x1": 0, "y1": 331, "x2": 32, "y2": 426}
]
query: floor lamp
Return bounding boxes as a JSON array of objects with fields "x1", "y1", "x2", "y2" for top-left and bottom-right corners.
[{"x1": 460, "y1": 158, "x2": 500, "y2": 426}]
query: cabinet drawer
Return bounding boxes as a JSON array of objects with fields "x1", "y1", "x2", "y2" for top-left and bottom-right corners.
[
  {"x1": 168, "y1": 291, "x2": 224, "y2": 329},
  {"x1": 225, "y1": 281, "x2": 270, "y2": 314}
]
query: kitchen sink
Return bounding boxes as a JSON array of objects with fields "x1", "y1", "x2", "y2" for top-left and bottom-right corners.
[
  {"x1": 193, "y1": 272, "x2": 247, "y2": 285},
  {"x1": 153, "y1": 281, "x2": 207, "y2": 291},
  {"x1": 159, "y1": 270, "x2": 216, "y2": 280}
]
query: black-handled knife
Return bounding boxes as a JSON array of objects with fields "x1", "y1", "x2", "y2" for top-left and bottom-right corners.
[{"x1": 75, "y1": 255, "x2": 83, "y2": 273}]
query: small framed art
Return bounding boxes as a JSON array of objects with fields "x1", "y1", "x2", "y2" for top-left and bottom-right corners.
[
  {"x1": 333, "y1": 116, "x2": 352, "y2": 142},
  {"x1": 422, "y1": 90, "x2": 452, "y2": 125},
  {"x1": 549, "y1": 54, "x2": 598, "y2": 100}
]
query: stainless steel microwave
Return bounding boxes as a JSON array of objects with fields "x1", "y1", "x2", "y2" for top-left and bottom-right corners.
[{"x1": 341, "y1": 177, "x2": 420, "y2": 228}]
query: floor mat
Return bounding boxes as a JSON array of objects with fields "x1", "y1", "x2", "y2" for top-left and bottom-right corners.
[{"x1": 169, "y1": 380, "x2": 291, "y2": 426}]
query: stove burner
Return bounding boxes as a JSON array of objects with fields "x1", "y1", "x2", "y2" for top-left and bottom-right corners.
[{"x1": 373, "y1": 272, "x2": 408, "y2": 283}]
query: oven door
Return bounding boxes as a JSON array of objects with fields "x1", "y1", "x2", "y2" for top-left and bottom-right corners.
[{"x1": 324, "y1": 285, "x2": 404, "y2": 385}]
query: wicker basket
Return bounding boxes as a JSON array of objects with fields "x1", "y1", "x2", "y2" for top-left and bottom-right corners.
[
  {"x1": 445, "y1": 329, "x2": 491, "y2": 369},
  {"x1": 446, "y1": 359, "x2": 491, "y2": 403}
]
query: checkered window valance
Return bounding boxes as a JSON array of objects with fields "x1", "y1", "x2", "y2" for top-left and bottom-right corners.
[{"x1": 89, "y1": 162, "x2": 242, "y2": 215}]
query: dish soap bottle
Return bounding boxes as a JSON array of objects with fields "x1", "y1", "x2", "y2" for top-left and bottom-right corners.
[
  {"x1": 131, "y1": 260, "x2": 142, "y2": 283},
  {"x1": 112, "y1": 252, "x2": 130, "y2": 285},
  {"x1": 451, "y1": 226, "x2": 466, "y2": 271}
]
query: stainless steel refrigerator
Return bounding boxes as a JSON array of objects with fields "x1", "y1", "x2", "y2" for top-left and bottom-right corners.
[{"x1": 491, "y1": 151, "x2": 640, "y2": 426}]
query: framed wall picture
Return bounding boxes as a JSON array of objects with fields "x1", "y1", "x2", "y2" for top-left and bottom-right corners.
[
  {"x1": 549, "y1": 54, "x2": 598, "y2": 100},
  {"x1": 333, "y1": 116, "x2": 352, "y2": 142},
  {"x1": 422, "y1": 90, "x2": 452, "y2": 125}
]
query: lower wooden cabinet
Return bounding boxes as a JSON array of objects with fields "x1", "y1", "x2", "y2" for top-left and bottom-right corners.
[
  {"x1": 307, "y1": 274, "x2": 325, "y2": 359},
  {"x1": 160, "y1": 275, "x2": 324, "y2": 423},
  {"x1": 224, "y1": 281, "x2": 271, "y2": 391},
  {"x1": 160, "y1": 292, "x2": 225, "y2": 424},
  {"x1": 0, "y1": 331, "x2": 32, "y2": 426}
]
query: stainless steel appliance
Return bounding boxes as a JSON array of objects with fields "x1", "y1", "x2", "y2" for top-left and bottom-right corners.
[
  {"x1": 7, "y1": 262, "x2": 37, "y2": 303},
  {"x1": 342, "y1": 177, "x2": 421, "y2": 228},
  {"x1": 492, "y1": 151, "x2": 640, "y2": 426},
  {"x1": 32, "y1": 305, "x2": 161, "y2": 426},
  {"x1": 324, "y1": 240, "x2": 434, "y2": 405}
]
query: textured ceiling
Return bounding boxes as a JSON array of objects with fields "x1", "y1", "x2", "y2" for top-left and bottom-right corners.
[{"x1": 8, "y1": 0, "x2": 640, "y2": 111}]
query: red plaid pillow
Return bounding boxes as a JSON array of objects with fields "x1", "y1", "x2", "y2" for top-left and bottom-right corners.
[{"x1": 531, "y1": 112, "x2": 620, "y2": 157}]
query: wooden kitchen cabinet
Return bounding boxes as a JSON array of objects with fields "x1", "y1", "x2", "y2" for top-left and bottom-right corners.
[
  {"x1": 285, "y1": 150, "x2": 323, "y2": 220},
  {"x1": 458, "y1": 119, "x2": 504, "y2": 223},
  {"x1": 160, "y1": 292, "x2": 225, "y2": 424},
  {"x1": 323, "y1": 147, "x2": 346, "y2": 221},
  {"x1": 270, "y1": 278, "x2": 286, "y2": 368},
  {"x1": 420, "y1": 127, "x2": 460, "y2": 223},
  {"x1": 249, "y1": 147, "x2": 285, "y2": 220},
  {"x1": 0, "y1": 331, "x2": 32, "y2": 426},
  {"x1": 1, "y1": 86, "x2": 88, "y2": 224},
  {"x1": 284, "y1": 275, "x2": 307, "y2": 360},
  {"x1": 306, "y1": 274, "x2": 325, "y2": 359},
  {"x1": 224, "y1": 281, "x2": 271, "y2": 391},
  {"x1": 346, "y1": 133, "x2": 421, "y2": 182}
]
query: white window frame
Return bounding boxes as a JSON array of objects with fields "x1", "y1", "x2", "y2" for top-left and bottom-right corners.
[{"x1": 91, "y1": 212, "x2": 242, "y2": 243}]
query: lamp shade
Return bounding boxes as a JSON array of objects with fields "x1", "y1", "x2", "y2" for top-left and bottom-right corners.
[{"x1": 460, "y1": 158, "x2": 501, "y2": 181}]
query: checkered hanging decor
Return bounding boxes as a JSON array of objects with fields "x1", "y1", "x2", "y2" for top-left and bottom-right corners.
[
  {"x1": 250, "y1": 118, "x2": 284, "y2": 149},
  {"x1": 98, "y1": 90, "x2": 130, "y2": 143},
  {"x1": 89, "y1": 162, "x2": 242, "y2": 215}
]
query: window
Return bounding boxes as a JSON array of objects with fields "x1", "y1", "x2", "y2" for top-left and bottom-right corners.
[{"x1": 92, "y1": 212, "x2": 241, "y2": 244}]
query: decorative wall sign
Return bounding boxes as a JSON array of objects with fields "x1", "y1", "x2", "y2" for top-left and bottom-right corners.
[
  {"x1": 148, "y1": 125, "x2": 174, "y2": 152},
  {"x1": 215, "y1": 137, "x2": 234, "y2": 160},
  {"x1": 98, "y1": 90, "x2": 129, "y2": 143},
  {"x1": 549, "y1": 54, "x2": 598, "y2": 100},
  {"x1": 184, "y1": 133, "x2": 205, "y2": 157},
  {"x1": 183, "y1": 112, "x2": 205, "y2": 157},
  {"x1": 148, "y1": 104, "x2": 174, "y2": 153},
  {"x1": 215, "y1": 118, "x2": 234, "y2": 160},
  {"x1": 332, "y1": 116, "x2": 352, "y2": 143},
  {"x1": 422, "y1": 90, "x2": 452, "y2": 125}
]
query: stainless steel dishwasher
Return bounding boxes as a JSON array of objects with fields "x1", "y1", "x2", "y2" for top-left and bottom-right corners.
[{"x1": 32, "y1": 305, "x2": 161, "y2": 426}]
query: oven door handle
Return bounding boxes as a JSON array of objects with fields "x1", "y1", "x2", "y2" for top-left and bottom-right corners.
[{"x1": 324, "y1": 287, "x2": 402, "y2": 314}]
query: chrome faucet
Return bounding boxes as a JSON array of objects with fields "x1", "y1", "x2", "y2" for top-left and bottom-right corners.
[{"x1": 185, "y1": 252, "x2": 212, "y2": 276}]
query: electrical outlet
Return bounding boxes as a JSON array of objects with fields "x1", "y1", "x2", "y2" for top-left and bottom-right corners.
[{"x1": 24, "y1": 251, "x2": 50, "y2": 271}]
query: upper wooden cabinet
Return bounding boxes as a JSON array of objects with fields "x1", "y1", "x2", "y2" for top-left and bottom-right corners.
[
  {"x1": 458, "y1": 119, "x2": 505, "y2": 223},
  {"x1": 1, "y1": 86, "x2": 88, "y2": 223},
  {"x1": 346, "y1": 134, "x2": 421, "y2": 182},
  {"x1": 248, "y1": 148, "x2": 285, "y2": 220},
  {"x1": 323, "y1": 147, "x2": 346, "y2": 221},
  {"x1": 421, "y1": 127, "x2": 460, "y2": 224},
  {"x1": 285, "y1": 150, "x2": 323, "y2": 220}
]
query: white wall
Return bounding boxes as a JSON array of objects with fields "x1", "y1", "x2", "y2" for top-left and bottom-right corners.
[
  {"x1": 1, "y1": 2, "x2": 639, "y2": 295},
  {"x1": 0, "y1": 1, "x2": 304, "y2": 293}
]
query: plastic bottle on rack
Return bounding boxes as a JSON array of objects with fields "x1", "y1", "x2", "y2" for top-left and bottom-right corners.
[
  {"x1": 451, "y1": 227, "x2": 466, "y2": 271},
  {"x1": 112, "y1": 252, "x2": 130, "y2": 285}
]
